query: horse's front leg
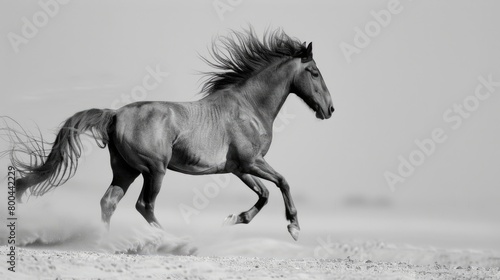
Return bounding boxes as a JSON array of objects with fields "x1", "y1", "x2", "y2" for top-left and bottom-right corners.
[
  {"x1": 245, "y1": 158, "x2": 300, "y2": 241},
  {"x1": 224, "y1": 173, "x2": 269, "y2": 225}
]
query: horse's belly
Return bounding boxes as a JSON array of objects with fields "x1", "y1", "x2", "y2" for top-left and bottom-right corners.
[{"x1": 168, "y1": 144, "x2": 228, "y2": 175}]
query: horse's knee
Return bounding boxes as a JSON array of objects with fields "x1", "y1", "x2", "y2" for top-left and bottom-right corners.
[
  {"x1": 275, "y1": 175, "x2": 289, "y2": 190},
  {"x1": 279, "y1": 183, "x2": 290, "y2": 193}
]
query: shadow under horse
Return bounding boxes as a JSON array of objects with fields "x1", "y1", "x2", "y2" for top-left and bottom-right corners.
[{"x1": 9, "y1": 28, "x2": 334, "y2": 241}]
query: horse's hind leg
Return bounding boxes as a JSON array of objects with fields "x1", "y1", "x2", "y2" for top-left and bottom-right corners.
[
  {"x1": 136, "y1": 171, "x2": 165, "y2": 228},
  {"x1": 224, "y1": 173, "x2": 269, "y2": 225},
  {"x1": 100, "y1": 143, "x2": 140, "y2": 229}
]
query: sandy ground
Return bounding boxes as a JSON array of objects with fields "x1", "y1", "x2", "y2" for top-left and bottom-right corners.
[
  {"x1": 1, "y1": 246, "x2": 499, "y2": 280},
  {"x1": 1, "y1": 193, "x2": 499, "y2": 279}
]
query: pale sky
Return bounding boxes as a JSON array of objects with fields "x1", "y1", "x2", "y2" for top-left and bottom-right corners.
[{"x1": 1, "y1": 1, "x2": 499, "y2": 250}]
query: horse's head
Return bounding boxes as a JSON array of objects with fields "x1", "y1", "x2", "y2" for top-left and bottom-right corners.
[{"x1": 291, "y1": 43, "x2": 334, "y2": 120}]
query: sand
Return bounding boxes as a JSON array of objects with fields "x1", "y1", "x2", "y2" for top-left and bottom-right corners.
[
  {"x1": 0, "y1": 246, "x2": 499, "y2": 280},
  {"x1": 1, "y1": 193, "x2": 499, "y2": 279}
]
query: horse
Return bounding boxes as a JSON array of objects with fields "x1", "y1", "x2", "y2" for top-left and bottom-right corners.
[{"x1": 7, "y1": 28, "x2": 334, "y2": 241}]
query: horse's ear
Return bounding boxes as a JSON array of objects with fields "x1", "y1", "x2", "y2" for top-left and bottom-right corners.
[
  {"x1": 301, "y1": 42, "x2": 313, "y2": 62},
  {"x1": 302, "y1": 41, "x2": 307, "y2": 47}
]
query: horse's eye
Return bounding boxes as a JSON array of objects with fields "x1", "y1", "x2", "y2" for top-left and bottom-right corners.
[{"x1": 306, "y1": 67, "x2": 319, "y2": 78}]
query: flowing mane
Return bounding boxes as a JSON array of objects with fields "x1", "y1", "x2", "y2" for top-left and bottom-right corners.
[{"x1": 201, "y1": 28, "x2": 307, "y2": 95}]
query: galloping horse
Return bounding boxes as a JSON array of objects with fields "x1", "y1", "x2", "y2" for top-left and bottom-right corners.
[{"x1": 9, "y1": 28, "x2": 334, "y2": 240}]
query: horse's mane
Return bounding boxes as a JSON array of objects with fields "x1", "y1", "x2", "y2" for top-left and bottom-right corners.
[{"x1": 201, "y1": 28, "x2": 307, "y2": 95}]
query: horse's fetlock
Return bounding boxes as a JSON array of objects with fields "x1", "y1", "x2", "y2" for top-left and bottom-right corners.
[
  {"x1": 239, "y1": 213, "x2": 250, "y2": 224},
  {"x1": 145, "y1": 203, "x2": 155, "y2": 211},
  {"x1": 261, "y1": 197, "x2": 269, "y2": 206},
  {"x1": 135, "y1": 200, "x2": 145, "y2": 212},
  {"x1": 285, "y1": 206, "x2": 297, "y2": 218}
]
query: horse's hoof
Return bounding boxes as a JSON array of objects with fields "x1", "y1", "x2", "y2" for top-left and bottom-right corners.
[
  {"x1": 222, "y1": 214, "x2": 238, "y2": 226},
  {"x1": 287, "y1": 224, "x2": 300, "y2": 241}
]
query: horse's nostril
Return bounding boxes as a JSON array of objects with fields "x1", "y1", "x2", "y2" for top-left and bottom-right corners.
[{"x1": 329, "y1": 106, "x2": 334, "y2": 114}]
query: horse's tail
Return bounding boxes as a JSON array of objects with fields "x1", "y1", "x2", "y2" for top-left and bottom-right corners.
[{"x1": 4, "y1": 109, "x2": 116, "y2": 202}]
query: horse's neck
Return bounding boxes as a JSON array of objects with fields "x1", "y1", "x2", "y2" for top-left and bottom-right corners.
[{"x1": 242, "y1": 61, "x2": 295, "y2": 126}]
